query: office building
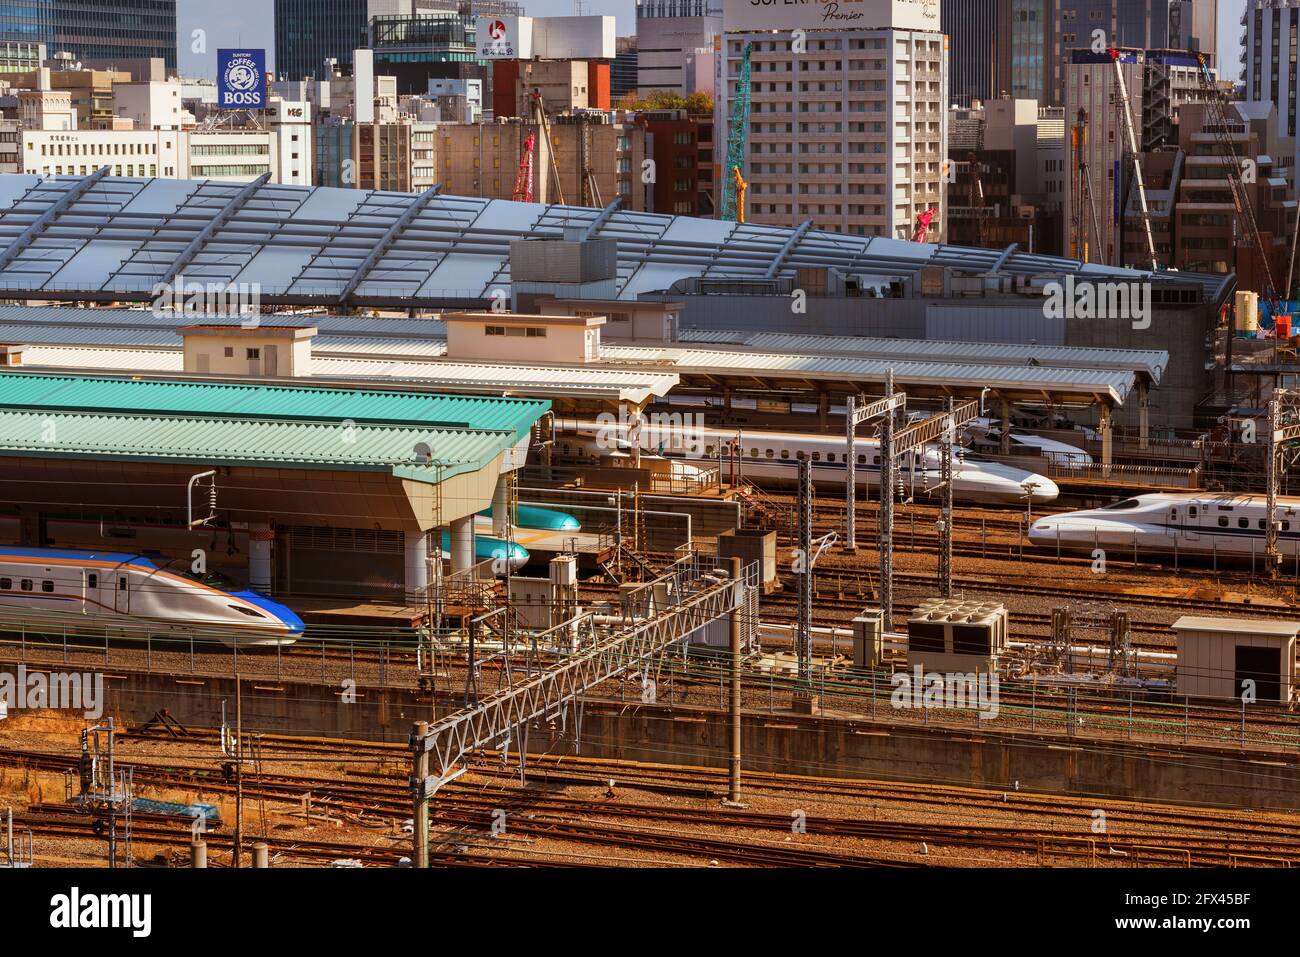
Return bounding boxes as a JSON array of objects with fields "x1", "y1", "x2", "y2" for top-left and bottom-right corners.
[
  {"x1": 635, "y1": 0, "x2": 722, "y2": 95},
  {"x1": 943, "y1": 0, "x2": 1008, "y2": 105}
]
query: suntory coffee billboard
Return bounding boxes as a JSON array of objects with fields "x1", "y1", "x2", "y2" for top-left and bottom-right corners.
[{"x1": 722, "y1": 0, "x2": 940, "y2": 32}]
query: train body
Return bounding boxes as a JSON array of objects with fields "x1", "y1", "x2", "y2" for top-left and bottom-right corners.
[
  {"x1": 1029, "y1": 492, "x2": 1300, "y2": 558},
  {"x1": 556, "y1": 420, "x2": 1059, "y2": 505},
  {"x1": 0, "y1": 546, "x2": 304, "y2": 647},
  {"x1": 961, "y1": 418, "x2": 1093, "y2": 467}
]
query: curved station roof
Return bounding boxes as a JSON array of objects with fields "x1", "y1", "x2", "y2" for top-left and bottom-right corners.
[{"x1": 0, "y1": 173, "x2": 1235, "y2": 310}]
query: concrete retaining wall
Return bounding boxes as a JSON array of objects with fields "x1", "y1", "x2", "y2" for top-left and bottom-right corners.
[{"x1": 6, "y1": 660, "x2": 1294, "y2": 811}]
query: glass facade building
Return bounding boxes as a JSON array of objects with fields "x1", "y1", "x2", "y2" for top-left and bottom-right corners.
[
  {"x1": 276, "y1": 0, "x2": 371, "y2": 80},
  {"x1": 0, "y1": 1, "x2": 55, "y2": 45},
  {"x1": 52, "y1": 0, "x2": 177, "y2": 70}
]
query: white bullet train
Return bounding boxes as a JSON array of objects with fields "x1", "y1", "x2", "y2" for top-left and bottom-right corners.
[
  {"x1": 1028, "y1": 492, "x2": 1300, "y2": 558},
  {"x1": 556, "y1": 419, "x2": 1059, "y2": 505},
  {"x1": 960, "y1": 417, "x2": 1094, "y2": 467},
  {"x1": 0, "y1": 547, "x2": 305, "y2": 647}
]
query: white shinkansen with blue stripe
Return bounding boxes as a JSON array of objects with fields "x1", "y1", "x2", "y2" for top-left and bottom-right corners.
[
  {"x1": 1029, "y1": 492, "x2": 1300, "y2": 557},
  {"x1": 556, "y1": 420, "x2": 1059, "y2": 505},
  {"x1": 0, "y1": 547, "x2": 305, "y2": 647}
]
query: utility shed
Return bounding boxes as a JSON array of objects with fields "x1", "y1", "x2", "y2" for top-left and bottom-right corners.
[{"x1": 1172, "y1": 616, "x2": 1299, "y2": 703}]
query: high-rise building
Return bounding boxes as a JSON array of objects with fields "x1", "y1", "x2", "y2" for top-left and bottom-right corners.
[
  {"x1": 612, "y1": 36, "x2": 638, "y2": 101},
  {"x1": 276, "y1": 0, "x2": 521, "y2": 80},
  {"x1": 0, "y1": 2, "x2": 54, "y2": 47},
  {"x1": 1050, "y1": 0, "x2": 1211, "y2": 105},
  {"x1": 635, "y1": 0, "x2": 721, "y2": 95},
  {"x1": 0, "y1": 1, "x2": 176, "y2": 71},
  {"x1": 943, "y1": 0, "x2": 1009, "y2": 105},
  {"x1": 1244, "y1": 0, "x2": 1299, "y2": 148},
  {"x1": 52, "y1": 0, "x2": 177, "y2": 71},
  {"x1": 1007, "y1": 0, "x2": 1052, "y2": 102},
  {"x1": 719, "y1": 28, "x2": 948, "y2": 239}
]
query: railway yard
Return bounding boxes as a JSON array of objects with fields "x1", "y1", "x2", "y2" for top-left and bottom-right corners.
[{"x1": 0, "y1": 171, "x2": 1293, "y2": 921}]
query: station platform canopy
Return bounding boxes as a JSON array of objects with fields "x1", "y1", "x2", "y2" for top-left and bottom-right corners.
[
  {"x1": 677, "y1": 329, "x2": 1169, "y2": 383},
  {"x1": 0, "y1": 372, "x2": 549, "y2": 531},
  {"x1": 0, "y1": 173, "x2": 1234, "y2": 310},
  {"x1": 599, "y1": 343, "x2": 1140, "y2": 405},
  {"x1": 0, "y1": 306, "x2": 678, "y2": 406}
]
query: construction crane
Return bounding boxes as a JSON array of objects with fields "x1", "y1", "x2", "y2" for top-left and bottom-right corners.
[
  {"x1": 1107, "y1": 48, "x2": 1159, "y2": 271},
  {"x1": 576, "y1": 114, "x2": 602, "y2": 207},
  {"x1": 1070, "y1": 108, "x2": 1104, "y2": 262},
  {"x1": 720, "y1": 41, "x2": 753, "y2": 222},
  {"x1": 512, "y1": 133, "x2": 536, "y2": 202},
  {"x1": 731, "y1": 167, "x2": 747, "y2": 224},
  {"x1": 528, "y1": 89, "x2": 565, "y2": 205},
  {"x1": 910, "y1": 207, "x2": 936, "y2": 243},
  {"x1": 1193, "y1": 51, "x2": 1278, "y2": 309}
]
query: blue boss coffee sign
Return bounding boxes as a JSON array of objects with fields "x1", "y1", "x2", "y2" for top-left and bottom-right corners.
[{"x1": 217, "y1": 49, "x2": 266, "y2": 108}]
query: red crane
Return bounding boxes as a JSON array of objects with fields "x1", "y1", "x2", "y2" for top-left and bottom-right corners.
[
  {"x1": 911, "y1": 207, "x2": 936, "y2": 243},
  {"x1": 512, "y1": 133, "x2": 536, "y2": 203}
]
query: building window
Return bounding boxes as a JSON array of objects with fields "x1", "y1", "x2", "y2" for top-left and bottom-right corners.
[{"x1": 246, "y1": 348, "x2": 260, "y2": 360}]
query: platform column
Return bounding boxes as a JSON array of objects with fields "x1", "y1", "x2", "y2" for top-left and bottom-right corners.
[
  {"x1": 491, "y1": 472, "x2": 511, "y2": 538},
  {"x1": 1137, "y1": 381, "x2": 1150, "y2": 451},
  {"x1": 248, "y1": 523, "x2": 273, "y2": 592},
  {"x1": 404, "y1": 530, "x2": 431, "y2": 603},
  {"x1": 450, "y1": 516, "x2": 475, "y2": 573},
  {"x1": 999, "y1": 396, "x2": 1012, "y2": 456},
  {"x1": 1100, "y1": 405, "x2": 1113, "y2": 477}
]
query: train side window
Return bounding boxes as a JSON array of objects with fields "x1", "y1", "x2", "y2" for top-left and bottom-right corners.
[
  {"x1": 826, "y1": 452, "x2": 836, "y2": 463},
  {"x1": 41, "y1": 580, "x2": 53, "y2": 592},
  {"x1": 1284, "y1": 521, "x2": 1291, "y2": 531},
  {"x1": 0, "y1": 578, "x2": 9, "y2": 589},
  {"x1": 857, "y1": 454, "x2": 866, "y2": 465},
  {"x1": 1218, "y1": 517, "x2": 1228, "y2": 527},
  {"x1": 749, "y1": 448, "x2": 758, "y2": 458},
  {"x1": 118, "y1": 576, "x2": 127, "y2": 591},
  {"x1": 20, "y1": 579, "x2": 32, "y2": 592},
  {"x1": 811, "y1": 451, "x2": 821, "y2": 462},
  {"x1": 1238, "y1": 518, "x2": 1249, "y2": 529},
  {"x1": 1188, "y1": 506, "x2": 1197, "y2": 518},
  {"x1": 87, "y1": 573, "x2": 97, "y2": 588},
  {"x1": 705, "y1": 445, "x2": 716, "y2": 456},
  {"x1": 780, "y1": 450, "x2": 790, "y2": 460},
  {"x1": 872, "y1": 455, "x2": 881, "y2": 465},
  {"x1": 765, "y1": 449, "x2": 774, "y2": 459},
  {"x1": 1259, "y1": 519, "x2": 1267, "y2": 530}
]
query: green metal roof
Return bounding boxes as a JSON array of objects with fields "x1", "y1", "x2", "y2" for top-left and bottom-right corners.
[
  {"x1": 0, "y1": 372, "x2": 549, "y2": 442},
  {"x1": 0, "y1": 409, "x2": 510, "y2": 482}
]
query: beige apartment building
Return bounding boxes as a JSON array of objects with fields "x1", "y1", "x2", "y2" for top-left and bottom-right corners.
[{"x1": 719, "y1": 28, "x2": 949, "y2": 239}]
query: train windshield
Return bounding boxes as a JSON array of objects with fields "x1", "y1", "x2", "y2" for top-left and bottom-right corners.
[
  {"x1": 169, "y1": 562, "x2": 240, "y2": 591},
  {"x1": 1101, "y1": 498, "x2": 1143, "y2": 510}
]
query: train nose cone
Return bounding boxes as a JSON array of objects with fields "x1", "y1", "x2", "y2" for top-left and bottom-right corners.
[
  {"x1": 1028, "y1": 518, "x2": 1057, "y2": 545},
  {"x1": 1024, "y1": 475, "x2": 1059, "y2": 504}
]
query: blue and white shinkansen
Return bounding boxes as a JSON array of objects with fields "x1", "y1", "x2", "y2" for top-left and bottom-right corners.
[
  {"x1": 0, "y1": 547, "x2": 304, "y2": 646},
  {"x1": 1028, "y1": 492, "x2": 1300, "y2": 557},
  {"x1": 557, "y1": 420, "x2": 1059, "y2": 505}
]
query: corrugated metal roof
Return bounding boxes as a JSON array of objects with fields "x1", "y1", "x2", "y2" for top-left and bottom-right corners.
[
  {"x1": 0, "y1": 372, "x2": 548, "y2": 441},
  {"x1": 0, "y1": 408, "x2": 506, "y2": 481},
  {"x1": 11, "y1": 346, "x2": 678, "y2": 404},
  {"x1": 601, "y1": 344, "x2": 1136, "y2": 401},
  {"x1": 678, "y1": 329, "x2": 1168, "y2": 381},
  {"x1": 0, "y1": 174, "x2": 1234, "y2": 308}
]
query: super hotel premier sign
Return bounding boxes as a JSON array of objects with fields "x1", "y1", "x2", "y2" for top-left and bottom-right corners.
[{"x1": 722, "y1": 0, "x2": 940, "y2": 32}]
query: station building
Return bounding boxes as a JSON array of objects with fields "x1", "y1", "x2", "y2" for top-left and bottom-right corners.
[{"x1": 0, "y1": 372, "x2": 548, "y2": 604}]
